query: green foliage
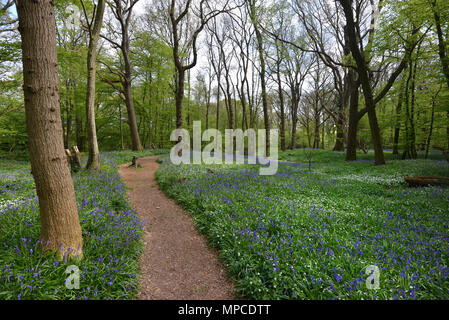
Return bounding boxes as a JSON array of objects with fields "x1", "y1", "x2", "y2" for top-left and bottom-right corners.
[
  {"x1": 156, "y1": 150, "x2": 449, "y2": 299},
  {"x1": 0, "y1": 150, "x2": 168, "y2": 300}
]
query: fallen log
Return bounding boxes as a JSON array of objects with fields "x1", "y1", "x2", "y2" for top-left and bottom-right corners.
[{"x1": 404, "y1": 176, "x2": 449, "y2": 187}]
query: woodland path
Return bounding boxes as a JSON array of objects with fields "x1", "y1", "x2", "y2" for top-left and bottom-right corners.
[{"x1": 118, "y1": 156, "x2": 235, "y2": 300}]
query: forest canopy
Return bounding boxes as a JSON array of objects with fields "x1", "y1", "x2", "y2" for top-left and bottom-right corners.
[{"x1": 0, "y1": 0, "x2": 448, "y2": 162}]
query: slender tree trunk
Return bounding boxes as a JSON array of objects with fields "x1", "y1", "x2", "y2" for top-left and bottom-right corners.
[
  {"x1": 206, "y1": 76, "x2": 211, "y2": 131},
  {"x1": 17, "y1": 0, "x2": 83, "y2": 259},
  {"x1": 65, "y1": 101, "x2": 72, "y2": 149},
  {"x1": 425, "y1": 98, "x2": 435, "y2": 159},
  {"x1": 123, "y1": 81, "x2": 142, "y2": 150},
  {"x1": 176, "y1": 70, "x2": 185, "y2": 129},
  {"x1": 432, "y1": 2, "x2": 449, "y2": 89},
  {"x1": 121, "y1": 19, "x2": 142, "y2": 151},
  {"x1": 345, "y1": 81, "x2": 360, "y2": 161},
  {"x1": 392, "y1": 83, "x2": 404, "y2": 155},
  {"x1": 75, "y1": 111, "x2": 84, "y2": 152},
  {"x1": 275, "y1": 43, "x2": 286, "y2": 151},
  {"x1": 240, "y1": 81, "x2": 248, "y2": 131},
  {"x1": 290, "y1": 91, "x2": 299, "y2": 150},
  {"x1": 216, "y1": 73, "x2": 221, "y2": 130},
  {"x1": 409, "y1": 60, "x2": 418, "y2": 159},
  {"x1": 222, "y1": 68, "x2": 234, "y2": 130},
  {"x1": 404, "y1": 62, "x2": 417, "y2": 159},
  {"x1": 321, "y1": 121, "x2": 325, "y2": 149},
  {"x1": 119, "y1": 103, "x2": 124, "y2": 150},
  {"x1": 314, "y1": 115, "x2": 320, "y2": 149},
  {"x1": 250, "y1": 2, "x2": 270, "y2": 156},
  {"x1": 85, "y1": 0, "x2": 106, "y2": 171},
  {"x1": 186, "y1": 69, "x2": 191, "y2": 130}
]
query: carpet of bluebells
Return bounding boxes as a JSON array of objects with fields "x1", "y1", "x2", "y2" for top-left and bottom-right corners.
[
  {"x1": 156, "y1": 150, "x2": 449, "y2": 300},
  {"x1": 0, "y1": 150, "x2": 166, "y2": 300}
]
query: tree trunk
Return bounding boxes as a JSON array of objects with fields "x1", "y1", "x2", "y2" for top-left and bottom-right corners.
[
  {"x1": 392, "y1": 84, "x2": 404, "y2": 155},
  {"x1": 119, "y1": 103, "x2": 124, "y2": 150},
  {"x1": 123, "y1": 81, "x2": 142, "y2": 150},
  {"x1": 432, "y1": 3, "x2": 449, "y2": 89},
  {"x1": 333, "y1": 112, "x2": 345, "y2": 151},
  {"x1": 17, "y1": 0, "x2": 83, "y2": 260},
  {"x1": 366, "y1": 96, "x2": 385, "y2": 165},
  {"x1": 250, "y1": 2, "x2": 270, "y2": 156},
  {"x1": 216, "y1": 73, "x2": 221, "y2": 130},
  {"x1": 275, "y1": 42, "x2": 286, "y2": 151},
  {"x1": 340, "y1": 0, "x2": 386, "y2": 165},
  {"x1": 121, "y1": 14, "x2": 142, "y2": 151},
  {"x1": 425, "y1": 98, "x2": 435, "y2": 159},
  {"x1": 404, "y1": 62, "x2": 417, "y2": 159},
  {"x1": 345, "y1": 80, "x2": 360, "y2": 161},
  {"x1": 290, "y1": 89, "x2": 299, "y2": 150},
  {"x1": 85, "y1": 0, "x2": 106, "y2": 171},
  {"x1": 65, "y1": 101, "x2": 72, "y2": 149},
  {"x1": 321, "y1": 121, "x2": 325, "y2": 149},
  {"x1": 75, "y1": 111, "x2": 85, "y2": 152},
  {"x1": 176, "y1": 70, "x2": 185, "y2": 129}
]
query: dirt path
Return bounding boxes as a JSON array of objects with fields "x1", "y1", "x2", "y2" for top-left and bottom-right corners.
[{"x1": 118, "y1": 156, "x2": 235, "y2": 300}]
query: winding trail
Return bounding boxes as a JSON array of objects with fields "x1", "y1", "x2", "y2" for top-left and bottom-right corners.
[{"x1": 118, "y1": 156, "x2": 235, "y2": 300}]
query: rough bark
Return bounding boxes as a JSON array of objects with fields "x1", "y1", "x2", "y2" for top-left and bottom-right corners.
[{"x1": 17, "y1": 0, "x2": 83, "y2": 260}]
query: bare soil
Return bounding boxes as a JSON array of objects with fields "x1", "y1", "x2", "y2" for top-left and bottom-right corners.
[{"x1": 118, "y1": 156, "x2": 235, "y2": 300}]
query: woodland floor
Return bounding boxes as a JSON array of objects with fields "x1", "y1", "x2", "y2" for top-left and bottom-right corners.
[{"x1": 118, "y1": 156, "x2": 235, "y2": 300}]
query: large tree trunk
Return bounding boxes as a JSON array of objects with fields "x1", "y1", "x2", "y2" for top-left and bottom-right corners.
[
  {"x1": 17, "y1": 0, "x2": 83, "y2": 260},
  {"x1": 344, "y1": 23, "x2": 360, "y2": 161},
  {"x1": 340, "y1": 0, "x2": 386, "y2": 165},
  {"x1": 85, "y1": 0, "x2": 105, "y2": 171}
]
